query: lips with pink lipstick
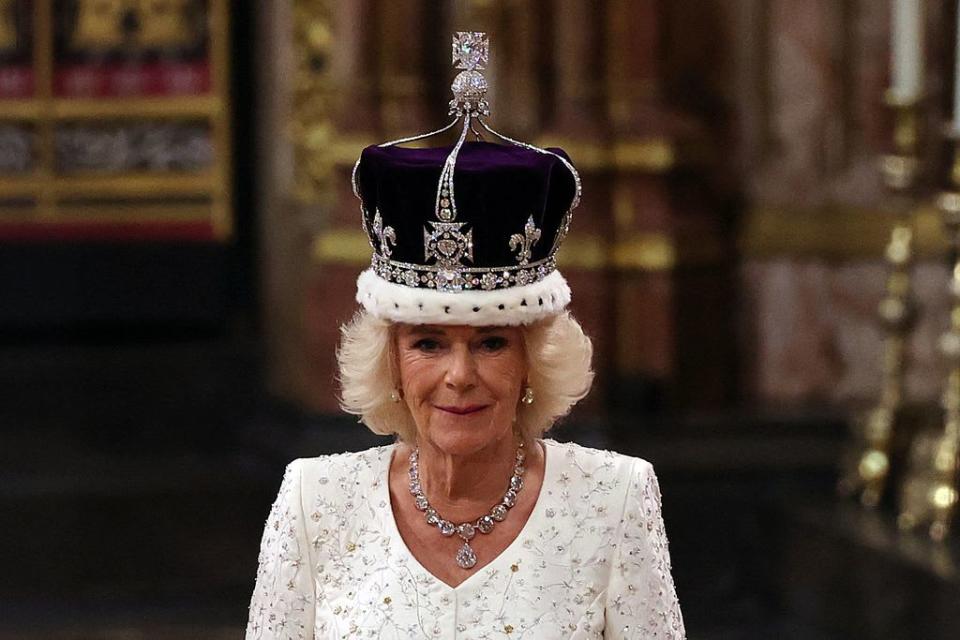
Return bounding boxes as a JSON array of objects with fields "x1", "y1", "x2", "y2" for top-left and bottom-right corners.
[{"x1": 434, "y1": 403, "x2": 490, "y2": 415}]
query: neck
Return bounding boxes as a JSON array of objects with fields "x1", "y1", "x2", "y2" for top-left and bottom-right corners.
[{"x1": 413, "y1": 434, "x2": 525, "y2": 518}]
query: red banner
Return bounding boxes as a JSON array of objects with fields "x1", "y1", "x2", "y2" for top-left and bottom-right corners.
[
  {"x1": 54, "y1": 61, "x2": 211, "y2": 98},
  {"x1": 0, "y1": 65, "x2": 33, "y2": 98}
]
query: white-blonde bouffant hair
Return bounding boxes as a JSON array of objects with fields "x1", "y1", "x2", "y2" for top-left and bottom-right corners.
[{"x1": 337, "y1": 310, "x2": 594, "y2": 443}]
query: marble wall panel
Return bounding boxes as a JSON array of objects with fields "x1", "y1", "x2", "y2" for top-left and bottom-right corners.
[
  {"x1": 741, "y1": 259, "x2": 951, "y2": 407},
  {"x1": 729, "y1": 1, "x2": 956, "y2": 405}
]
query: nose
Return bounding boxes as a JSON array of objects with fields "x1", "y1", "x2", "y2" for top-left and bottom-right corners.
[{"x1": 444, "y1": 343, "x2": 478, "y2": 391}]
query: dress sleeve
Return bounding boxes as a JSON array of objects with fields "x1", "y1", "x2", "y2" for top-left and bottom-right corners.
[
  {"x1": 246, "y1": 459, "x2": 316, "y2": 640},
  {"x1": 604, "y1": 459, "x2": 685, "y2": 639}
]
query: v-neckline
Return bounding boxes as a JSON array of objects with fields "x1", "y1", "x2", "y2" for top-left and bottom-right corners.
[{"x1": 380, "y1": 439, "x2": 555, "y2": 592}]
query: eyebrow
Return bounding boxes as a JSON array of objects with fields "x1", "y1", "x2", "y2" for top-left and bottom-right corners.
[
  {"x1": 403, "y1": 325, "x2": 507, "y2": 336},
  {"x1": 405, "y1": 326, "x2": 445, "y2": 336},
  {"x1": 476, "y1": 326, "x2": 505, "y2": 334}
]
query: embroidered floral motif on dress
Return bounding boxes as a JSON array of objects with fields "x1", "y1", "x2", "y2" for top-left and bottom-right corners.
[{"x1": 246, "y1": 441, "x2": 685, "y2": 639}]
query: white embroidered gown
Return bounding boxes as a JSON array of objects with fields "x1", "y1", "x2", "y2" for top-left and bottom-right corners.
[{"x1": 246, "y1": 439, "x2": 685, "y2": 639}]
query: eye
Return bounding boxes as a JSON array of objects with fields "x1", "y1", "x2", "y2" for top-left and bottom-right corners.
[
  {"x1": 412, "y1": 338, "x2": 441, "y2": 353},
  {"x1": 478, "y1": 336, "x2": 508, "y2": 352}
]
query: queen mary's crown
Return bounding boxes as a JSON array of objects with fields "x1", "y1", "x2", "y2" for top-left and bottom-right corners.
[{"x1": 351, "y1": 32, "x2": 581, "y2": 326}]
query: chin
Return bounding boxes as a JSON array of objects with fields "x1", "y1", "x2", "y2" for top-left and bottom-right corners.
[{"x1": 423, "y1": 413, "x2": 508, "y2": 457}]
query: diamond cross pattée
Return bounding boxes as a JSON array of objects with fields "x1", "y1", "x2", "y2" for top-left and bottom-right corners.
[{"x1": 452, "y1": 32, "x2": 488, "y2": 71}]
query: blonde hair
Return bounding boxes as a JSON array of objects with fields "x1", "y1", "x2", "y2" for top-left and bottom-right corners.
[{"x1": 337, "y1": 311, "x2": 594, "y2": 442}]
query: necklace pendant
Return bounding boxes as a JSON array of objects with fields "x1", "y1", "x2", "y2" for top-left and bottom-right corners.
[
  {"x1": 455, "y1": 541, "x2": 478, "y2": 569},
  {"x1": 409, "y1": 442, "x2": 525, "y2": 573}
]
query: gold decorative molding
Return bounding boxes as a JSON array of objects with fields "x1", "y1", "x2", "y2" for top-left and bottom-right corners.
[
  {"x1": 324, "y1": 135, "x2": 376, "y2": 167},
  {"x1": 311, "y1": 228, "x2": 371, "y2": 264},
  {"x1": 610, "y1": 234, "x2": 676, "y2": 271},
  {"x1": 556, "y1": 236, "x2": 607, "y2": 270},
  {"x1": 611, "y1": 140, "x2": 676, "y2": 172},
  {"x1": 534, "y1": 136, "x2": 676, "y2": 173},
  {"x1": 207, "y1": 0, "x2": 232, "y2": 239},
  {"x1": 49, "y1": 96, "x2": 223, "y2": 120},
  {"x1": 741, "y1": 204, "x2": 948, "y2": 260},
  {"x1": 0, "y1": 99, "x2": 43, "y2": 120},
  {"x1": 0, "y1": 202, "x2": 211, "y2": 222},
  {"x1": 311, "y1": 229, "x2": 724, "y2": 273},
  {"x1": 0, "y1": 171, "x2": 219, "y2": 199}
]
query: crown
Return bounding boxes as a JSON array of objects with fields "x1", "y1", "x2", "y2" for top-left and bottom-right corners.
[{"x1": 351, "y1": 32, "x2": 581, "y2": 325}]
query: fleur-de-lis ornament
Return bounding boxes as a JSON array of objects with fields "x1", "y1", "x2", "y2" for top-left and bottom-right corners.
[
  {"x1": 509, "y1": 216, "x2": 542, "y2": 265},
  {"x1": 372, "y1": 209, "x2": 397, "y2": 257}
]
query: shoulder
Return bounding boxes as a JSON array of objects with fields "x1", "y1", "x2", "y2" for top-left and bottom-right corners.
[
  {"x1": 290, "y1": 444, "x2": 392, "y2": 475},
  {"x1": 282, "y1": 444, "x2": 394, "y2": 516},
  {"x1": 288, "y1": 444, "x2": 393, "y2": 490},
  {"x1": 544, "y1": 438, "x2": 653, "y2": 483},
  {"x1": 542, "y1": 439, "x2": 657, "y2": 518}
]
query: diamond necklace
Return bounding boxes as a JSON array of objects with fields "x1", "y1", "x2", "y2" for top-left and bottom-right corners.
[{"x1": 408, "y1": 442, "x2": 526, "y2": 570}]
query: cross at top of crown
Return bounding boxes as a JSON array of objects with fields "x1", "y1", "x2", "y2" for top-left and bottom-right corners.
[{"x1": 452, "y1": 32, "x2": 488, "y2": 71}]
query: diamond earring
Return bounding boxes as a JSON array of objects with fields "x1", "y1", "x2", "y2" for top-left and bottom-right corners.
[
  {"x1": 521, "y1": 386, "x2": 534, "y2": 405},
  {"x1": 390, "y1": 389, "x2": 402, "y2": 403}
]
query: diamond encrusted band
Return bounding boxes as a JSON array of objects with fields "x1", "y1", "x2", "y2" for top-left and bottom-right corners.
[{"x1": 372, "y1": 253, "x2": 557, "y2": 293}]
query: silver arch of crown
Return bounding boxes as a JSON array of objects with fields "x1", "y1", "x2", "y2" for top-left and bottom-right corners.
[{"x1": 351, "y1": 32, "x2": 583, "y2": 293}]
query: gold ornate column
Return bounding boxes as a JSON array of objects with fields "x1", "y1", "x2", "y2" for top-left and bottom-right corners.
[
  {"x1": 838, "y1": 94, "x2": 923, "y2": 508},
  {"x1": 259, "y1": 1, "x2": 333, "y2": 405},
  {"x1": 291, "y1": 0, "x2": 336, "y2": 205},
  {"x1": 898, "y1": 147, "x2": 960, "y2": 540}
]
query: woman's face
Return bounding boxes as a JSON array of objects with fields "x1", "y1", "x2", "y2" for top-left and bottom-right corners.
[{"x1": 395, "y1": 323, "x2": 527, "y2": 457}]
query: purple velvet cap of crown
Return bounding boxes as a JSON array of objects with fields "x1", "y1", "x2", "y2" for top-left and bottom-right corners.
[{"x1": 354, "y1": 141, "x2": 577, "y2": 275}]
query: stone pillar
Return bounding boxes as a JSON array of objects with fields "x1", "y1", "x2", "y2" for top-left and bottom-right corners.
[
  {"x1": 332, "y1": 0, "x2": 382, "y2": 135},
  {"x1": 257, "y1": 0, "x2": 314, "y2": 404},
  {"x1": 551, "y1": 0, "x2": 606, "y2": 135},
  {"x1": 300, "y1": 0, "x2": 393, "y2": 413},
  {"x1": 604, "y1": 0, "x2": 736, "y2": 410},
  {"x1": 378, "y1": 0, "x2": 432, "y2": 136}
]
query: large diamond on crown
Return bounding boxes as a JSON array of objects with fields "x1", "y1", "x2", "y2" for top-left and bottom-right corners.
[
  {"x1": 452, "y1": 32, "x2": 488, "y2": 70},
  {"x1": 424, "y1": 221, "x2": 473, "y2": 271}
]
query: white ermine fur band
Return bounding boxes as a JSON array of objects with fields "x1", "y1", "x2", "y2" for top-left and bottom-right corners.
[{"x1": 356, "y1": 268, "x2": 571, "y2": 326}]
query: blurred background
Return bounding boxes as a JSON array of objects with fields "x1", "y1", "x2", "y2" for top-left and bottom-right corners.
[{"x1": 2, "y1": 0, "x2": 960, "y2": 638}]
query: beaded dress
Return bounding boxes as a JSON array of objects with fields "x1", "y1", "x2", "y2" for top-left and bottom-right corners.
[{"x1": 245, "y1": 439, "x2": 685, "y2": 639}]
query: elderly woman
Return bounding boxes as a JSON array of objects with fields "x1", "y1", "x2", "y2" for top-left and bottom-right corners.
[{"x1": 247, "y1": 33, "x2": 684, "y2": 639}]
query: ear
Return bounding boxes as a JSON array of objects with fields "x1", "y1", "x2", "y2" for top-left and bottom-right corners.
[{"x1": 387, "y1": 324, "x2": 403, "y2": 388}]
